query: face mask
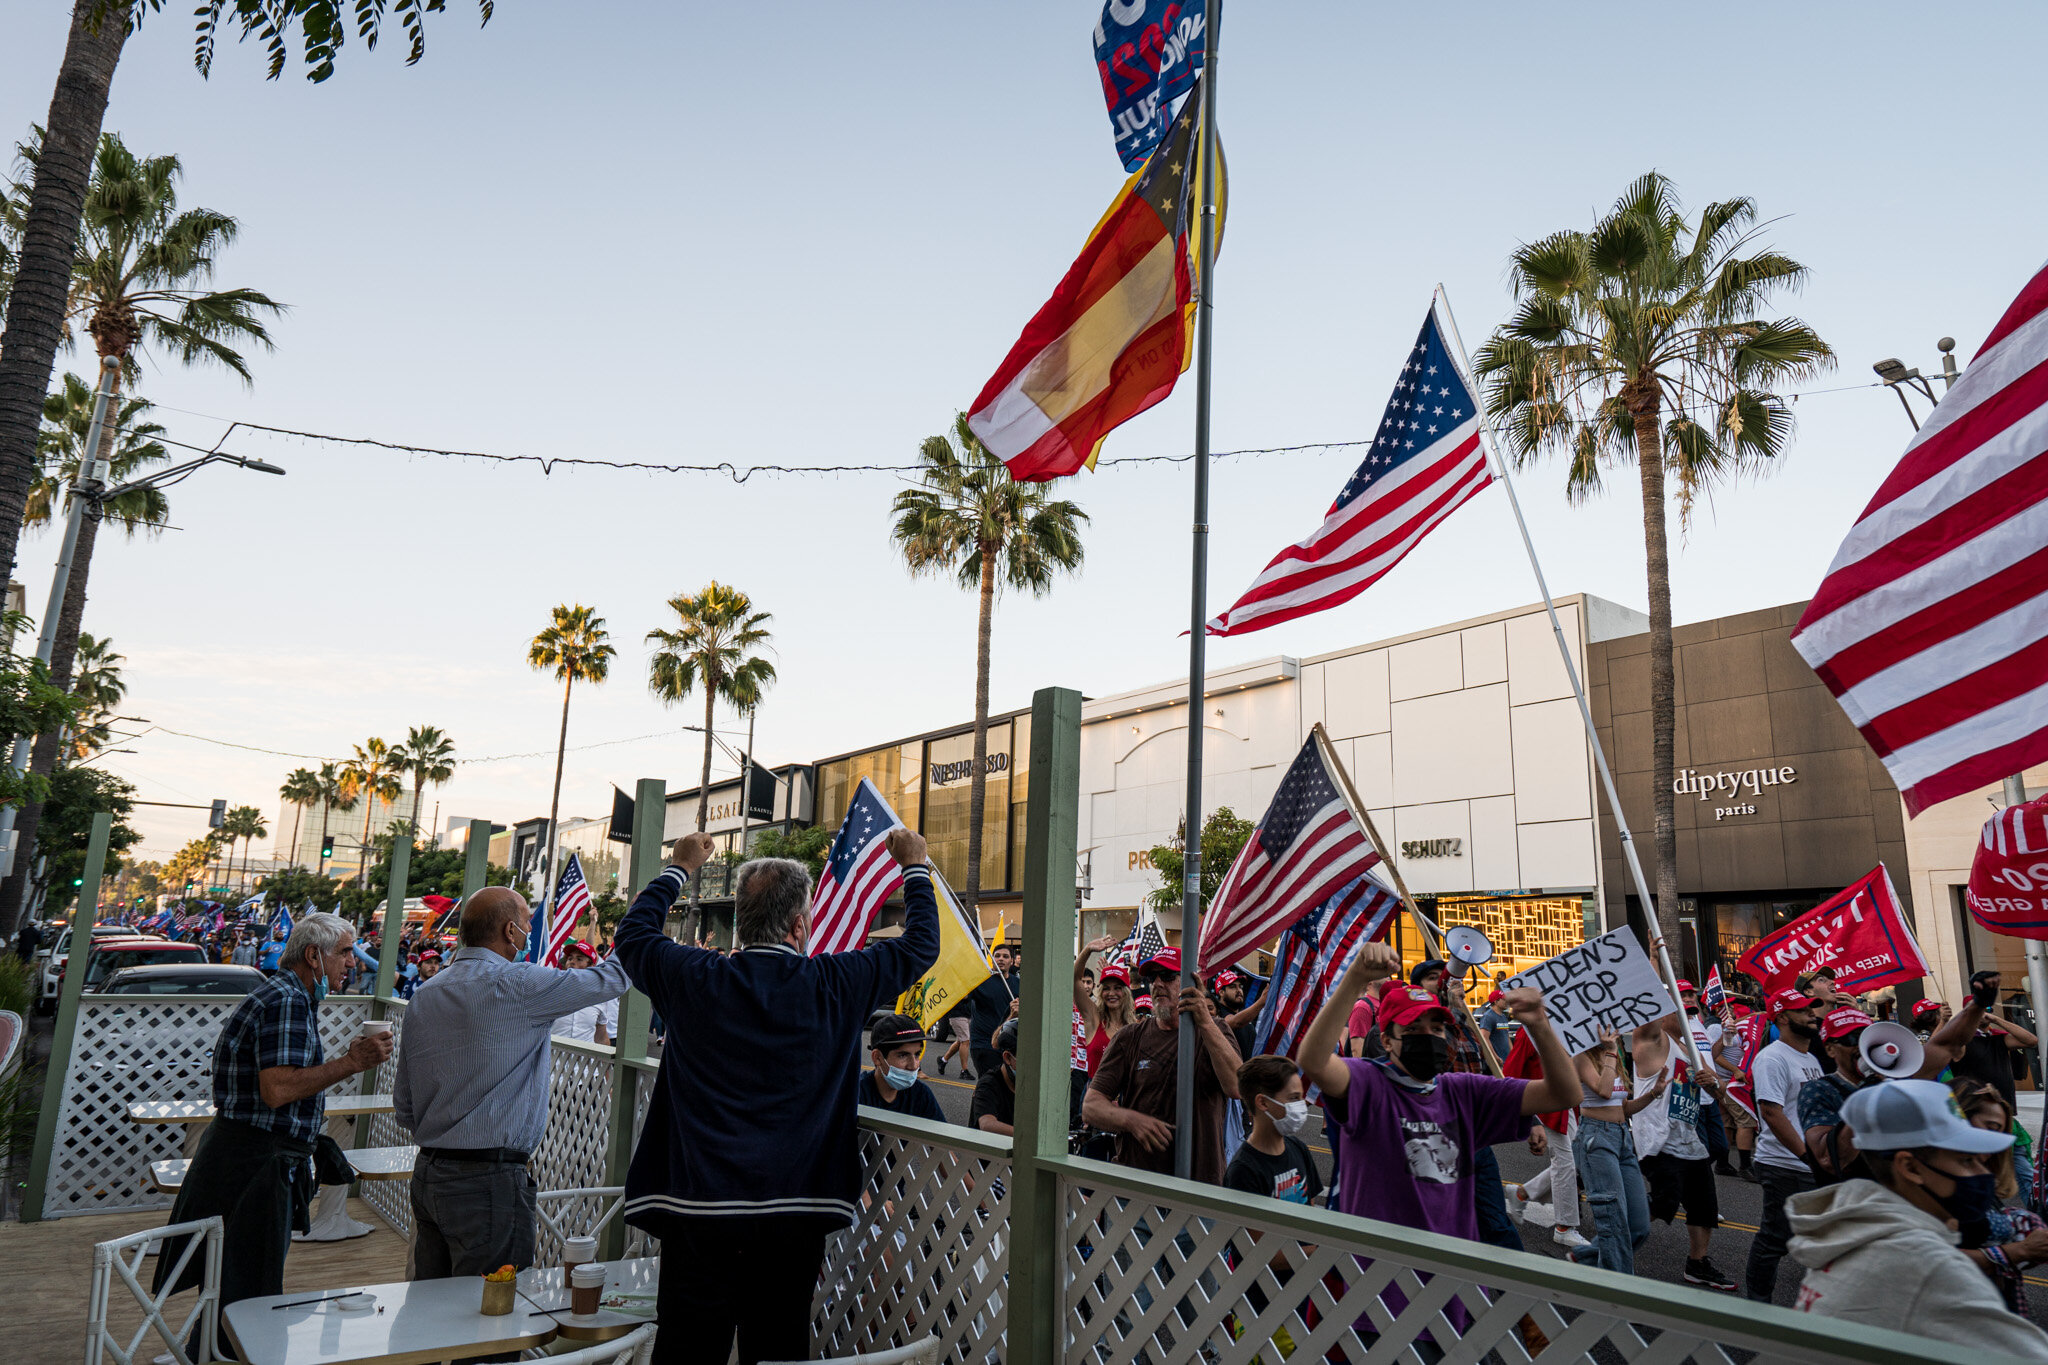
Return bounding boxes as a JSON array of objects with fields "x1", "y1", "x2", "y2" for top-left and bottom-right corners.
[
  {"x1": 312, "y1": 975, "x2": 329, "y2": 1003},
  {"x1": 1266, "y1": 1099, "x2": 1309, "y2": 1137},
  {"x1": 882, "y1": 1065, "x2": 919, "y2": 1092},
  {"x1": 1927, "y1": 1167, "x2": 2002, "y2": 1244},
  {"x1": 1398, "y1": 1033, "x2": 1452, "y2": 1083}
]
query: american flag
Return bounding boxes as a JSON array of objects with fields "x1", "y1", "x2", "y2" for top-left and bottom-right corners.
[
  {"x1": 1792, "y1": 262, "x2": 2048, "y2": 814},
  {"x1": 1703, "y1": 965, "x2": 1732, "y2": 1026},
  {"x1": 807, "y1": 778, "x2": 907, "y2": 956},
  {"x1": 1207, "y1": 303, "x2": 1492, "y2": 636},
  {"x1": 1250, "y1": 872, "x2": 1400, "y2": 1077},
  {"x1": 1108, "y1": 916, "x2": 1169, "y2": 974},
  {"x1": 544, "y1": 853, "x2": 594, "y2": 966},
  {"x1": 1196, "y1": 731, "x2": 1383, "y2": 970}
]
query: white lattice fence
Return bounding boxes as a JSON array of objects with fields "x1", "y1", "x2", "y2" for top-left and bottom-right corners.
[
  {"x1": 44, "y1": 995, "x2": 369, "y2": 1218},
  {"x1": 1057, "y1": 1164, "x2": 1962, "y2": 1365},
  {"x1": 529, "y1": 1040, "x2": 617, "y2": 1200},
  {"x1": 815, "y1": 1114, "x2": 1011, "y2": 1365}
]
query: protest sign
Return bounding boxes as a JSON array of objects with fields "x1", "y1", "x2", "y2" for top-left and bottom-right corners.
[
  {"x1": 1966, "y1": 791, "x2": 2048, "y2": 942},
  {"x1": 1502, "y1": 926, "x2": 1675, "y2": 1057},
  {"x1": 1736, "y1": 864, "x2": 1927, "y2": 995}
]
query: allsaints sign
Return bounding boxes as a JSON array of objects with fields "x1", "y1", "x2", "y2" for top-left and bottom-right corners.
[{"x1": 1673, "y1": 764, "x2": 1798, "y2": 822}]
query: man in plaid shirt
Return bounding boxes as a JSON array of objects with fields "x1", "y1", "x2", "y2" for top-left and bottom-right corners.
[{"x1": 155, "y1": 912, "x2": 392, "y2": 1314}]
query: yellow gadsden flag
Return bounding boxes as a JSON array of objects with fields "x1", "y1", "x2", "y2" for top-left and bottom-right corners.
[{"x1": 896, "y1": 867, "x2": 992, "y2": 1030}]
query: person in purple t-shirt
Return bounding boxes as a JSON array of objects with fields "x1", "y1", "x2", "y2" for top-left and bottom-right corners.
[{"x1": 1298, "y1": 941, "x2": 1580, "y2": 1345}]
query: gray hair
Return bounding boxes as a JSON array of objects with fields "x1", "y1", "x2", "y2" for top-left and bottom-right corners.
[
  {"x1": 734, "y1": 858, "x2": 813, "y2": 947},
  {"x1": 283, "y1": 911, "x2": 354, "y2": 971}
]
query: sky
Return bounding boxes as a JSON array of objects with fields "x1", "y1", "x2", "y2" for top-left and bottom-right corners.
[{"x1": 4, "y1": 1, "x2": 2044, "y2": 868}]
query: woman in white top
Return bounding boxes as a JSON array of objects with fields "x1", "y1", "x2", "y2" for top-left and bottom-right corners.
[{"x1": 1571, "y1": 1028, "x2": 1666, "y2": 1274}]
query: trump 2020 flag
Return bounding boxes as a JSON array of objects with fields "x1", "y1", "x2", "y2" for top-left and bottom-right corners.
[
  {"x1": 1094, "y1": 0, "x2": 1206, "y2": 170},
  {"x1": 895, "y1": 867, "x2": 991, "y2": 1029},
  {"x1": 808, "y1": 778, "x2": 907, "y2": 956},
  {"x1": 1198, "y1": 729, "x2": 1382, "y2": 971},
  {"x1": 966, "y1": 81, "x2": 1222, "y2": 482},
  {"x1": 1210, "y1": 302, "x2": 1492, "y2": 636}
]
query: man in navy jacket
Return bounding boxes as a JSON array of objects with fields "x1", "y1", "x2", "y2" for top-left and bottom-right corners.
[{"x1": 614, "y1": 828, "x2": 939, "y2": 1365}]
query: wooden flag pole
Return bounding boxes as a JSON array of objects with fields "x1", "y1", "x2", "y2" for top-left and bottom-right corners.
[{"x1": 1311, "y1": 725, "x2": 1503, "y2": 1078}]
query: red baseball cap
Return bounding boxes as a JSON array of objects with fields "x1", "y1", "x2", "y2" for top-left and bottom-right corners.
[
  {"x1": 1139, "y1": 947, "x2": 1181, "y2": 977},
  {"x1": 1769, "y1": 987, "x2": 1818, "y2": 1017},
  {"x1": 1210, "y1": 969, "x2": 1242, "y2": 989},
  {"x1": 1821, "y1": 1006, "x2": 1874, "y2": 1041},
  {"x1": 1910, "y1": 998, "x2": 1944, "y2": 1019},
  {"x1": 1098, "y1": 964, "x2": 1130, "y2": 987},
  {"x1": 1379, "y1": 985, "x2": 1454, "y2": 1031},
  {"x1": 1674, "y1": 979, "x2": 1697, "y2": 994},
  {"x1": 564, "y1": 939, "x2": 597, "y2": 961},
  {"x1": 419, "y1": 949, "x2": 441, "y2": 962}
]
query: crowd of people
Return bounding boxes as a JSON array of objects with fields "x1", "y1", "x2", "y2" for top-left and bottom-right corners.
[{"x1": 137, "y1": 829, "x2": 2048, "y2": 1363}]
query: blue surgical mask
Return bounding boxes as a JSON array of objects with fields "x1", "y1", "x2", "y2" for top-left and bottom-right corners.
[
  {"x1": 312, "y1": 975, "x2": 329, "y2": 1003},
  {"x1": 882, "y1": 1065, "x2": 919, "y2": 1092}
]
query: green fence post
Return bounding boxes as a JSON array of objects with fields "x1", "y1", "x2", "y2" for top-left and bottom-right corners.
[
  {"x1": 601, "y1": 778, "x2": 665, "y2": 1256},
  {"x1": 461, "y1": 817, "x2": 491, "y2": 904},
  {"x1": 357, "y1": 834, "x2": 413, "y2": 1140},
  {"x1": 23, "y1": 811, "x2": 112, "y2": 1222},
  {"x1": 1010, "y1": 687, "x2": 1082, "y2": 1365}
]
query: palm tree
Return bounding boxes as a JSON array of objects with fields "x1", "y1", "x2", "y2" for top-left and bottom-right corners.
[
  {"x1": 647, "y1": 585, "x2": 776, "y2": 833},
  {"x1": 278, "y1": 766, "x2": 319, "y2": 869},
  {"x1": 530, "y1": 605, "x2": 615, "y2": 910},
  {"x1": 339, "y1": 738, "x2": 403, "y2": 889},
  {"x1": 65, "y1": 630, "x2": 126, "y2": 762},
  {"x1": 312, "y1": 760, "x2": 351, "y2": 880},
  {"x1": 222, "y1": 804, "x2": 265, "y2": 891},
  {"x1": 892, "y1": 413, "x2": 1088, "y2": 911},
  {"x1": 1473, "y1": 172, "x2": 1832, "y2": 955},
  {"x1": 395, "y1": 726, "x2": 457, "y2": 857}
]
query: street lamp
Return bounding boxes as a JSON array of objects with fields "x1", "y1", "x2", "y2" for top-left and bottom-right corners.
[
  {"x1": 0, "y1": 357, "x2": 291, "y2": 879},
  {"x1": 1871, "y1": 337, "x2": 1959, "y2": 431}
]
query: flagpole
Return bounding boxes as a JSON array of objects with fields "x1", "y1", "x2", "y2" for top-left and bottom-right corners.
[
  {"x1": 1175, "y1": 0, "x2": 1224, "y2": 1183},
  {"x1": 1434, "y1": 283, "x2": 1707, "y2": 1079}
]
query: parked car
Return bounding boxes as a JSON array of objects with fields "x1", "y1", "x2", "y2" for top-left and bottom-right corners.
[
  {"x1": 35, "y1": 924, "x2": 138, "y2": 1012},
  {"x1": 75, "y1": 938, "x2": 209, "y2": 991},
  {"x1": 99, "y1": 963, "x2": 266, "y2": 996}
]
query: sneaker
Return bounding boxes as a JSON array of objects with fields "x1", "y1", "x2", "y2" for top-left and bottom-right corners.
[
  {"x1": 1504, "y1": 1184, "x2": 1528, "y2": 1221},
  {"x1": 1685, "y1": 1257, "x2": 1739, "y2": 1292},
  {"x1": 1552, "y1": 1227, "x2": 1590, "y2": 1250},
  {"x1": 1712, "y1": 1160, "x2": 1737, "y2": 1177},
  {"x1": 936, "y1": 1058, "x2": 947, "y2": 1076}
]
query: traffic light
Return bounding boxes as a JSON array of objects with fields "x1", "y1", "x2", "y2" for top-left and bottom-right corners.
[
  {"x1": 209, "y1": 799, "x2": 226, "y2": 829},
  {"x1": 72, "y1": 877, "x2": 82, "y2": 888},
  {"x1": 320, "y1": 834, "x2": 335, "y2": 860}
]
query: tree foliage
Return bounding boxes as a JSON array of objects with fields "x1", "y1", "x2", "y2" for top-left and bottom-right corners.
[
  {"x1": 1145, "y1": 807, "x2": 1255, "y2": 916},
  {"x1": 38, "y1": 763, "x2": 141, "y2": 914},
  {"x1": 186, "y1": 0, "x2": 497, "y2": 84},
  {"x1": 0, "y1": 638, "x2": 88, "y2": 810},
  {"x1": 749, "y1": 823, "x2": 833, "y2": 883}
]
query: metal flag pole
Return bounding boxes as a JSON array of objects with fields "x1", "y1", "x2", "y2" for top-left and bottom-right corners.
[
  {"x1": 1434, "y1": 283, "x2": 1706, "y2": 1078},
  {"x1": 1175, "y1": 0, "x2": 1224, "y2": 1182}
]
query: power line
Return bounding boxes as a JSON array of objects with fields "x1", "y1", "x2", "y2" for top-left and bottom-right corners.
[{"x1": 150, "y1": 724, "x2": 700, "y2": 766}]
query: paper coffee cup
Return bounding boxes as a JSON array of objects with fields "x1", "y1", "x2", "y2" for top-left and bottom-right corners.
[
  {"x1": 357, "y1": 1020, "x2": 392, "y2": 1042},
  {"x1": 563, "y1": 1235, "x2": 598, "y2": 1266}
]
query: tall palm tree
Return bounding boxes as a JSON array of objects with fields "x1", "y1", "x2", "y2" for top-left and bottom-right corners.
[
  {"x1": 892, "y1": 413, "x2": 1088, "y2": 911},
  {"x1": 278, "y1": 766, "x2": 319, "y2": 869},
  {"x1": 65, "y1": 630, "x2": 126, "y2": 762},
  {"x1": 1473, "y1": 172, "x2": 1833, "y2": 957},
  {"x1": 339, "y1": 738, "x2": 403, "y2": 889},
  {"x1": 647, "y1": 585, "x2": 776, "y2": 834},
  {"x1": 223, "y1": 804, "x2": 265, "y2": 891},
  {"x1": 395, "y1": 726, "x2": 456, "y2": 857},
  {"x1": 313, "y1": 760, "x2": 351, "y2": 880},
  {"x1": 530, "y1": 605, "x2": 615, "y2": 910}
]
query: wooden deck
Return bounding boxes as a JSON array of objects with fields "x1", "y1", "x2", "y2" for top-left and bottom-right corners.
[{"x1": 0, "y1": 1199, "x2": 409, "y2": 1365}]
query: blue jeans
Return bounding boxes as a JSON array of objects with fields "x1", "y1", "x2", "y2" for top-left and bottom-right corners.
[
  {"x1": 1575, "y1": 1115, "x2": 1649, "y2": 1274},
  {"x1": 1471, "y1": 1144, "x2": 1524, "y2": 1251}
]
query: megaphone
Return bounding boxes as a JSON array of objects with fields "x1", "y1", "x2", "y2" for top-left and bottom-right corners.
[
  {"x1": 1860, "y1": 1021, "x2": 1924, "y2": 1081},
  {"x1": 1445, "y1": 925, "x2": 1494, "y2": 968}
]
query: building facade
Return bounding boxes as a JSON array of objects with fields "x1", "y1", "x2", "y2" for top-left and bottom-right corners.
[
  {"x1": 274, "y1": 787, "x2": 422, "y2": 882},
  {"x1": 662, "y1": 765, "x2": 817, "y2": 942}
]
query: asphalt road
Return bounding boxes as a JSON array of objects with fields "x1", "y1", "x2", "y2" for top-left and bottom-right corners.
[{"x1": 914, "y1": 1053, "x2": 2048, "y2": 1330}]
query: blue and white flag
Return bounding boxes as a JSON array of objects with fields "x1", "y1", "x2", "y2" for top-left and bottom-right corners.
[
  {"x1": 1094, "y1": 0, "x2": 1206, "y2": 171},
  {"x1": 1251, "y1": 872, "x2": 1401, "y2": 1081}
]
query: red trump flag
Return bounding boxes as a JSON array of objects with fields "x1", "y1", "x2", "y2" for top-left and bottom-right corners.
[
  {"x1": 1967, "y1": 789, "x2": 2048, "y2": 941},
  {"x1": 1735, "y1": 864, "x2": 1928, "y2": 995}
]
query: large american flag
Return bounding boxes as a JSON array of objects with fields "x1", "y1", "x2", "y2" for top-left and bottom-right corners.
[
  {"x1": 1207, "y1": 303, "x2": 1492, "y2": 636},
  {"x1": 1196, "y1": 732, "x2": 1383, "y2": 970},
  {"x1": 1792, "y1": 262, "x2": 2048, "y2": 814},
  {"x1": 1250, "y1": 872, "x2": 1400, "y2": 1074},
  {"x1": 544, "y1": 852, "x2": 594, "y2": 966},
  {"x1": 808, "y1": 778, "x2": 907, "y2": 956}
]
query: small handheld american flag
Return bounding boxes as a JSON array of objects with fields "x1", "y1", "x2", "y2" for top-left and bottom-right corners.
[
  {"x1": 807, "y1": 778, "x2": 908, "y2": 956},
  {"x1": 1703, "y1": 965, "x2": 1733, "y2": 1027},
  {"x1": 544, "y1": 853, "x2": 595, "y2": 966}
]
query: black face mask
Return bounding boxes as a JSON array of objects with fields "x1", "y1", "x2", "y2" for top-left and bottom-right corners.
[
  {"x1": 1398, "y1": 1033, "x2": 1452, "y2": 1083},
  {"x1": 1928, "y1": 1166, "x2": 2002, "y2": 1247}
]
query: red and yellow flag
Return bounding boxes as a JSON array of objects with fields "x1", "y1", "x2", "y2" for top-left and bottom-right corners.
[{"x1": 967, "y1": 83, "x2": 1222, "y2": 482}]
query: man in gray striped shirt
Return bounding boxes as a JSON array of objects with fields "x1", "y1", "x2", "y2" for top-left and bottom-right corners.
[{"x1": 394, "y1": 885, "x2": 633, "y2": 1277}]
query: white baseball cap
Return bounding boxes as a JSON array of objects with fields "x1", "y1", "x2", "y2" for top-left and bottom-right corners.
[{"x1": 1841, "y1": 1079, "x2": 2013, "y2": 1155}]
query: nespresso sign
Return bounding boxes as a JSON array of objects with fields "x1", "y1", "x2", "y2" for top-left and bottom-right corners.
[
  {"x1": 1674, "y1": 764, "x2": 1797, "y2": 821},
  {"x1": 930, "y1": 752, "x2": 1009, "y2": 786}
]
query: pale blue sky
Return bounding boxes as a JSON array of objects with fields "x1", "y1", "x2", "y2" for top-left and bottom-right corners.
[{"x1": 5, "y1": 2, "x2": 2043, "y2": 863}]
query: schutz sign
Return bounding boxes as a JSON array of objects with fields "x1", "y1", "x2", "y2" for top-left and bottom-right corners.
[{"x1": 1672, "y1": 764, "x2": 1797, "y2": 822}]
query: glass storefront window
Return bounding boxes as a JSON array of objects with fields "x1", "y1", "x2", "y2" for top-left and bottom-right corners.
[
  {"x1": 924, "y1": 723, "x2": 1011, "y2": 894},
  {"x1": 1394, "y1": 895, "x2": 1588, "y2": 1008},
  {"x1": 816, "y1": 742, "x2": 925, "y2": 832},
  {"x1": 1009, "y1": 712, "x2": 1031, "y2": 892},
  {"x1": 1710, "y1": 898, "x2": 1822, "y2": 995}
]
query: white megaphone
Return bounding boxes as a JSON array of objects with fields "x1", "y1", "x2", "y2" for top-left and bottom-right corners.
[
  {"x1": 1445, "y1": 925, "x2": 1494, "y2": 968},
  {"x1": 1860, "y1": 1021, "x2": 1924, "y2": 1081}
]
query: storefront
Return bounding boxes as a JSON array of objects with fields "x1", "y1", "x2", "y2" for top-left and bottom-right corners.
[
  {"x1": 663, "y1": 764, "x2": 815, "y2": 943},
  {"x1": 814, "y1": 711, "x2": 1032, "y2": 936},
  {"x1": 1587, "y1": 602, "x2": 1917, "y2": 993}
]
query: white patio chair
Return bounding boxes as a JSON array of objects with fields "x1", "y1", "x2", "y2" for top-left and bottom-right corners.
[
  {"x1": 86, "y1": 1215, "x2": 222, "y2": 1365},
  {"x1": 765, "y1": 1335, "x2": 943, "y2": 1365},
  {"x1": 534, "y1": 1185, "x2": 653, "y2": 1265},
  {"x1": 524, "y1": 1322, "x2": 657, "y2": 1364}
]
